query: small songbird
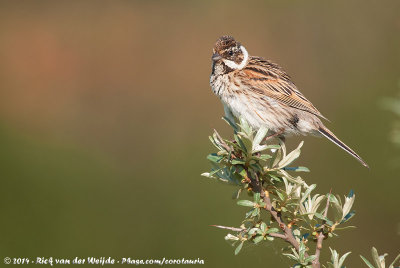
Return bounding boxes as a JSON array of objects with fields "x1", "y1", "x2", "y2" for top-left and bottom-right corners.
[{"x1": 209, "y1": 35, "x2": 368, "y2": 168}]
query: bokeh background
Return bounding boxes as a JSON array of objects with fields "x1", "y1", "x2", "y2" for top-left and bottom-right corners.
[{"x1": 1, "y1": 0, "x2": 399, "y2": 267}]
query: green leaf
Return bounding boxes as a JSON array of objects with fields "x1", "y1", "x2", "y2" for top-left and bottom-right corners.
[
  {"x1": 282, "y1": 166, "x2": 310, "y2": 172},
  {"x1": 360, "y1": 255, "x2": 376, "y2": 268},
  {"x1": 207, "y1": 153, "x2": 224, "y2": 163},
  {"x1": 231, "y1": 159, "x2": 246, "y2": 165},
  {"x1": 222, "y1": 116, "x2": 238, "y2": 132},
  {"x1": 276, "y1": 189, "x2": 286, "y2": 201},
  {"x1": 252, "y1": 154, "x2": 272, "y2": 161},
  {"x1": 239, "y1": 116, "x2": 252, "y2": 134},
  {"x1": 253, "y1": 235, "x2": 264, "y2": 244},
  {"x1": 340, "y1": 211, "x2": 356, "y2": 224},
  {"x1": 300, "y1": 184, "x2": 317, "y2": 203},
  {"x1": 389, "y1": 253, "x2": 400, "y2": 268},
  {"x1": 253, "y1": 144, "x2": 280, "y2": 154},
  {"x1": 253, "y1": 193, "x2": 261, "y2": 203},
  {"x1": 314, "y1": 213, "x2": 334, "y2": 226},
  {"x1": 250, "y1": 163, "x2": 263, "y2": 172},
  {"x1": 237, "y1": 200, "x2": 255, "y2": 207},
  {"x1": 371, "y1": 247, "x2": 382, "y2": 268},
  {"x1": 236, "y1": 165, "x2": 247, "y2": 177},
  {"x1": 200, "y1": 172, "x2": 215, "y2": 179},
  {"x1": 239, "y1": 134, "x2": 253, "y2": 153},
  {"x1": 251, "y1": 208, "x2": 260, "y2": 217},
  {"x1": 347, "y1": 189, "x2": 354, "y2": 198},
  {"x1": 278, "y1": 141, "x2": 304, "y2": 168},
  {"x1": 328, "y1": 194, "x2": 340, "y2": 205},
  {"x1": 209, "y1": 167, "x2": 222, "y2": 176},
  {"x1": 338, "y1": 251, "x2": 352, "y2": 267},
  {"x1": 235, "y1": 242, "x2": 244, "y2": 255},
  {"x1": 248, "y1": 228, "x2": 258, "y2": 236},
  {"x1": 271, "y1": 145, "x2": 282, "y2": 168},
  {"x1": 329, "y1": 194, "x2": 344, "y2": 223},
  {"x1": 234, "y1": 134, "x2": 248, "y2": 153},
  {"x1": 260, "y1": 154, "x2": 272, "y2": 159},
  {"x1": 299, "y1": 241, "x2": 306, "y2": 261},
  {"x1": 269, "y1": 174, "x2": 282, "y2": 182},
  {"x1": 266, "y1": 228, "x2": 279, "y2": 234},
  {"x1": 209, "y1": 135, "x2": 222, "y2": 150},
  {"x1": 245, "y1": 209, "x2": 255, "y2": 218},
  {"x1": 260, "y1": 222, "x2": 267, "y2": 233},
  {"x1": 283, "y1": 253, "x2": 299, "y2": 262},
  {"x1": 252, "y1": 126, "x2": 268, "y2": 149},
  {"x1": 225, "y1": 139, "x2": 242, "y2": 151},
  {"x1": 304, "y1": 255, "x2": 316, "y2": 263},
  {"x1": 267, "y1": 144, "x2": 281, "y2": 149}
]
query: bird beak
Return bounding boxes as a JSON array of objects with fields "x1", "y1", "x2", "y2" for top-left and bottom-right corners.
[{"x1": 212, "y1": 53, "x2": 222, "y2": 62}]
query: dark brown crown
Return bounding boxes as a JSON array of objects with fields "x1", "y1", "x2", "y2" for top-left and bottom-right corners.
[
  {"x1": 213, "y1": 36, "x2": 240, "y2": 53},
  {"x1": 212, "y1": 36, "x2": 244, "y2": 64}
]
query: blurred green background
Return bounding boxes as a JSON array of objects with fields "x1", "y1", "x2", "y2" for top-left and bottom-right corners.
[{"x1": 0, "y1": 0, "x2": 399, "y2": 267}]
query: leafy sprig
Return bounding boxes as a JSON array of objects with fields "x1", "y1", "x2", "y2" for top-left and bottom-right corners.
[
  {"x1": 360, "y1": 247, "x2": 400, "y2": 268},
  {"x1": 202, "y1": 117, "x2": 359, "y2": 268}
]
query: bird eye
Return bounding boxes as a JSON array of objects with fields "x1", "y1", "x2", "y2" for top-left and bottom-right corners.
[{"x1": 228, "y1": 50, "x2": 234, "y2": 56}]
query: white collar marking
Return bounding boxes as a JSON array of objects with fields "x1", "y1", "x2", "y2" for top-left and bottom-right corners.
[{"x1": 222, "y1": 46, "x2": 249, "y2": 70}]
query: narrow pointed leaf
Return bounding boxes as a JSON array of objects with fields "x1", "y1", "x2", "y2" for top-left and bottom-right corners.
[
  {"x1": 340, "y1": 211, "x2": 356, "y2": 224},
  {"x1": 239, "y1": 116, "x2": 252, "y2": 134},
  {"x1": 371, "y1": 247, "x2": 382, "y2": 268},
  {"x1": 253, "y1": 126, "x2": 268, "y2": 149},
  {"x1": 222, "y1": 116, "x2": 238, "y2": 132},
  {"x1": 207, "y1": 153, "x2": 224, "y2": 163},
  {"x1": 282, "y1": 166, "x2": 310, "y2": 172},
  {"x1": 305, "y1": 255, "x2": 316, "y2": 263},
  {"x1": 265, "y1": 228, "x2": 280, "y2": 234},
  {"x1": 237, "y1": 200, "x2": 255, "y2": 207},
  {"x1": 300, "y1": 184, "x2": 317, "y2": 203},
  {"x1": 278, "y1": 141, "x2": 304, "y2": 167},
  {"x1": 338, "y1": 252, "x2": 352, "y2": 267},
  {"x1": 389, "y1": 253, "x2": 400, "y2": 268},
  {"x1": 360, "y1": 255, "x2": 376, "y2": 268},
  {"x1": 253, "y1": 235, "x2": 264, "y2": 244},
  {"x1": 231, "y1": 159, "x2": 246, "y2": 165},
  {"x1": 234, "y1": 134, "x2": 247, "y2": 153},
  {"x1": 235, "y1": 242, "x2": 244, "y2": 255}
]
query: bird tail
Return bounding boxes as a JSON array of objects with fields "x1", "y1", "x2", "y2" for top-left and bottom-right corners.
[{"x1": 318, "y1": 126, "x2": 369, "y2": 168}]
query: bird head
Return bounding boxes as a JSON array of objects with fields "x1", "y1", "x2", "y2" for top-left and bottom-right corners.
[{"x1": 212, "y1": 36, "x2": 249, "y2": 71}]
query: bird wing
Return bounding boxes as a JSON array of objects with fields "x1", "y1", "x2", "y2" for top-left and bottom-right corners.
[{"x1": 240, "y1": 57, "x2": 328, "y2": 120}]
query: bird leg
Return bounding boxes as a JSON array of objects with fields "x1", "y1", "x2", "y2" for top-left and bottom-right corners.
[{"x1": 264, "y1": 129, "x2": 285, "y2": 142}]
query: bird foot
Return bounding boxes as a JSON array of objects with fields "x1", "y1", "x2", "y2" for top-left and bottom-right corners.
[{"x1": 264, "y1": 129, "x2": 285, "y2": 142}]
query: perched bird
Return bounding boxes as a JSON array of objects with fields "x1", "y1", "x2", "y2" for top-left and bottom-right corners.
[{"x1": 209, "y1": 35, "x2": 368, "y2": 168}]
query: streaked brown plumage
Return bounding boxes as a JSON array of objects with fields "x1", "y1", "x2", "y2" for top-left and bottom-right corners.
[{"x1": 210, "y1": 36, "x2": 368, "y2": 168}]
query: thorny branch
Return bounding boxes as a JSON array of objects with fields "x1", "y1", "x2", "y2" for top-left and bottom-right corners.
[{"x1": 246, "y1": 169, "x2": 309, "y2": 258}]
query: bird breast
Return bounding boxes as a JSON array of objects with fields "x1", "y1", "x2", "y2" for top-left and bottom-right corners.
[{"x1": 210, "y1": 72, "x2": 320, "y2": 136}]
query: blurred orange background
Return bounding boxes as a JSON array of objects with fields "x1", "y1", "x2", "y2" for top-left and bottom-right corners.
[{"x1": 0, "y1": 1, "x2": 399, "y2": 267}]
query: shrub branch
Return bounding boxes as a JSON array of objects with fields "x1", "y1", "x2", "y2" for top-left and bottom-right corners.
[
  {"x1": 247, "y1": 170, "x2": 307, "y2": 256},
  {"x1": 202, "y1": 117, "x2": 362, "y2": 267},
  {"x1": 312, "y1": 190, "x2": 331, "y2": 268}
]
